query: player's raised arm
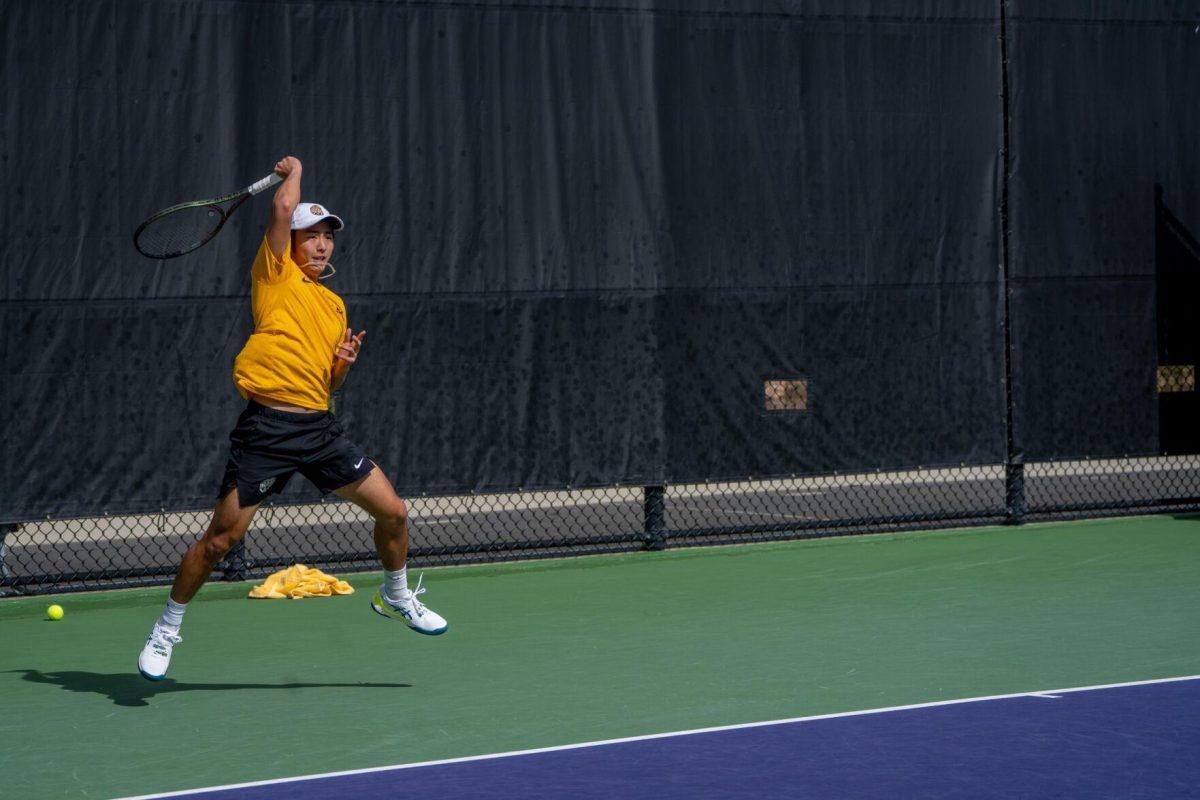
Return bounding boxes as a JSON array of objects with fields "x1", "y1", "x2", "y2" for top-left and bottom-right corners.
[{"x1": 267, "y1": 156, "x2": 302, "y2": 259}]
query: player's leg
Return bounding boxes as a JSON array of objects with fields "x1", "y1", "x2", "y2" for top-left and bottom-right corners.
[
  {"x1": 138, "y1": 489, "x2": 262, "y2": 681},
  {"x1": 138, "y1": 401, "x2": 291, "y2": 681},
  {"x1": 170, "y1": 488, "x2": 262, "y2": 604},
  {"x1": 334, "y1": 467, "x2": 448, "y2": 635},
  {"x1": 334, "y1": 466, "x2": 408, "y2": 569}
]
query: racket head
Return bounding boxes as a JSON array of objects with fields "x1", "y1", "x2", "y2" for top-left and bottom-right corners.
[{"x1": 132, "y1": 194, "x2": 249, "y2": 259}]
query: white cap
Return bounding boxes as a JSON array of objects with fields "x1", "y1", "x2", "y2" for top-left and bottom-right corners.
[{"x1": 291, "y1": 202, "x2": 344, "y2": 231}]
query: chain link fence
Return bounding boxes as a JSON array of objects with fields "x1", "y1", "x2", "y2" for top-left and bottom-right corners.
[{"x1": 4, "y1": 455, "x2": 1198, "y2": 596}]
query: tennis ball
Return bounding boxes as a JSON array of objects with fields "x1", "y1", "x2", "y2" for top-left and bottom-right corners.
[{"x1": 47, "y1": 604, "x2": 64, "y2": 621}]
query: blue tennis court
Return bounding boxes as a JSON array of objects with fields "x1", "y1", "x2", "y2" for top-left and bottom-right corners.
[{"x1": 124, "y1": 676, "x2": 1200, "y2": 800}]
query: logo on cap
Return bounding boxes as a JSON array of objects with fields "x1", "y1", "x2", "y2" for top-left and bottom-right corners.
[{"x1": 310, "y1": 205, "x2": 324, "y2": 215}]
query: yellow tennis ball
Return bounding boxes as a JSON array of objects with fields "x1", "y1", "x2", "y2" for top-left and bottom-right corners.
[{"x1": 47, "y1": 604, "x2": 64, "y2": 621}]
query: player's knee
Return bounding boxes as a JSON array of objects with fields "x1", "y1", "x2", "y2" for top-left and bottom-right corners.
[
  {"x1": 380, "y1": 498, "x2": 407, "y2": 529},
  {"x1": 199, "y1": 537, "x2": 229, "y2": 562},
  {"x1": 201, "y1": 527, "x2": 244, "y2": 562}
]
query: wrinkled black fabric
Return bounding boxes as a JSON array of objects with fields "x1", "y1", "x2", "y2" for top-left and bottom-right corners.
[
  {"x1": 1005, "y1": 1, "x2": 1200, "y2": 459},
  {"x1": 3, "y1": 1, "x2": 1192, "y2": 521}
]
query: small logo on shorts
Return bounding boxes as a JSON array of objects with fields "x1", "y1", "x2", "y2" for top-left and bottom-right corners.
[
  {"x1": 310, "y1": 205, "x2": 324, "y2": 215},
  {"x1": 354, "y1": 457, "x2": 365, "y2": 469},
  {"x1": 258, "y1": 478, "x2": 276, "y2": 494}
]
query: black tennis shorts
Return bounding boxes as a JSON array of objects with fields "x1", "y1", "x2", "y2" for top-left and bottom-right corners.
[{"x1": 219, "y1": 401, "x2": 374, "y2": 507}]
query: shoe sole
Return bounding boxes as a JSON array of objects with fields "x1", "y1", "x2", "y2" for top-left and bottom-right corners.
[
  {"x1": 370, "y1": 600, "x2": 448, "y2": 636},
  {"x1": 138, "y1": 666, "x2": 166, "y2": 682}
]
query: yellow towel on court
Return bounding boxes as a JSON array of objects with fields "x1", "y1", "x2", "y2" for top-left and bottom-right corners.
[{"x1": 248, "y1": 564, "x2": 355, "y2": 599}]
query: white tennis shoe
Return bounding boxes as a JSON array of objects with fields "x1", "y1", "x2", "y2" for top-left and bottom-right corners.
[
  {"x1": 370, "y1": 575, "x2": 448, "y2": 635},
  {"x1": 138, "y1": 625, "x2": 181, "y2": 681}
]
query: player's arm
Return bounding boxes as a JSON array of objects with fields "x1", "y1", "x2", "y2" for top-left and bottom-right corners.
[
  {"x1": 267, "y1": 156, "x2": 302, "y2": 259},
  {"x1": 331, "y1": 328, "x2": 366, "y2": 391}
]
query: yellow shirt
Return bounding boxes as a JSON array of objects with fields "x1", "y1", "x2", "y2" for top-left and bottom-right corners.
[{"x1": 232, "y1": 236, "x2": 347, "y2": 410}]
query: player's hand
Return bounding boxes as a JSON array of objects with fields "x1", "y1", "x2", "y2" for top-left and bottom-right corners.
[
  {"x1": 334, "y1": 328, "x2": 366, "y2": 365},
  {"x1": 274, "y1": 156, "x2": 302, "y2": 179}
]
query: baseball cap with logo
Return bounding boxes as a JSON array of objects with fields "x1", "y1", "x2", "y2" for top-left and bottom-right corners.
[{"x1": 291, "y1": 202, "x2": 345, "y2": 231}]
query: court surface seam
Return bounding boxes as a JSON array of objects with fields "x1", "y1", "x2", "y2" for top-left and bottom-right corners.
[{"x1": 115, "y1": 673, "x2": 1200, "y2": 800}]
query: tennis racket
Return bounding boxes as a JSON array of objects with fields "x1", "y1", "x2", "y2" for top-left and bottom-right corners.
[{"x1": 132, "y1": 172, "x2": 283, "y2": 259}]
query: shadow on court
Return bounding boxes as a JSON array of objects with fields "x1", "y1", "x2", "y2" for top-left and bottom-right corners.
[{"x1": 6, "y1": 669, "x2": 411, "y2": 707}]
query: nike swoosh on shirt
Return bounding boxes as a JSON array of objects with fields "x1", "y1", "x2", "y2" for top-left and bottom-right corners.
[{"x1": 354, "y1": 458, "x2": 365, "y2": 469}]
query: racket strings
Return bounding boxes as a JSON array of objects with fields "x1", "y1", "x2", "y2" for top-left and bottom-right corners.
[{"x1": 134, "y1": 205, "x2": 224, "y2": 259}]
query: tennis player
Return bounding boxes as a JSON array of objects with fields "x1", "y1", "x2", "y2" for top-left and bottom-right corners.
[{"x1": 138, "y1": 156, "x2": 447, "y2": 681}]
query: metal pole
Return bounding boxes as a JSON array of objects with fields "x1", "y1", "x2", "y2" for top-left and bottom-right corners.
[
  {"x1": 1005, "y1": 457, "x2": 1026, "y2": 524},
  {"x1": 0, "y1": 523, "x2": 17, "y2": 595},
  {"x1": 221, "y1": 539, "x2": 247, "y2": 582},
  {"x1": 998, "y1": 0, "x2": 1025, "y2": 525},
  {"x1": 643, "y1": 486, "x2": 666, "y2": 550}
]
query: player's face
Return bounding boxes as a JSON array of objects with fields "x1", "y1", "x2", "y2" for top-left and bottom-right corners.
[{"x1": 292, "y1": 221, "x2": 336, "y2": 278}]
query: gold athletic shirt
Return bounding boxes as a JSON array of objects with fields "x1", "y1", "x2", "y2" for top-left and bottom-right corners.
[{"x1": 232, "y1": 236, "x2": 347, "y2": 410}]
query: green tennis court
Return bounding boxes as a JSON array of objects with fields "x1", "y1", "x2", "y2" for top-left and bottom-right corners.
[{"x1": 3, "y1": 514, "x2": 1198, "y2": 798}]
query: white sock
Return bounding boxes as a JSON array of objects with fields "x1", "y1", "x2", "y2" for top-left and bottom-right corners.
[
  {"x1": 384, "y1": 567, "x2": 408, "y2": 601},
  {"x1": 157, "y1": 598, "x2": 187, "y2": 632}
]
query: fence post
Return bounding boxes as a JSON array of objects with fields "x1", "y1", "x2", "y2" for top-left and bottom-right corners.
[
  {"x1": 643, "y1": 486, "x2": 666, "y2": 550},
  {"x1": 997, "y1": 0, "x2": 1024, "y2": 527},
  {"x1": 1005, "y1": 455, "x2": 1026, "y2": 524},
  {"x1": 221, "y1": 540, "x2": 247, "y2": 582},
  {"x1": 0, "y1": 523, "x2": 15, "y2": 593}
]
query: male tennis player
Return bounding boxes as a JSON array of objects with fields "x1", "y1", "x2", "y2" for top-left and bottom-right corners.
[{"x1": 138, "y1": 156, "x2": 447, "y2": 681}]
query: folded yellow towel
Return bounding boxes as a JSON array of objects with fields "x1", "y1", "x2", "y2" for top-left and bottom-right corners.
[{"x1": 248, "y1": 564, "x2": 355, "y2": 599}]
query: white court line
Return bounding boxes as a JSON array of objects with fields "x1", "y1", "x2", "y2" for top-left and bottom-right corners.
[{"x1": 116, "y1": 673, "x2": 1200, "y2": 800}]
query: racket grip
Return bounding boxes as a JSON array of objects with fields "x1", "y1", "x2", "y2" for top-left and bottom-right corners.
[{"x1": 247, "y1": 172, "x2": 284, "y2": 195}]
